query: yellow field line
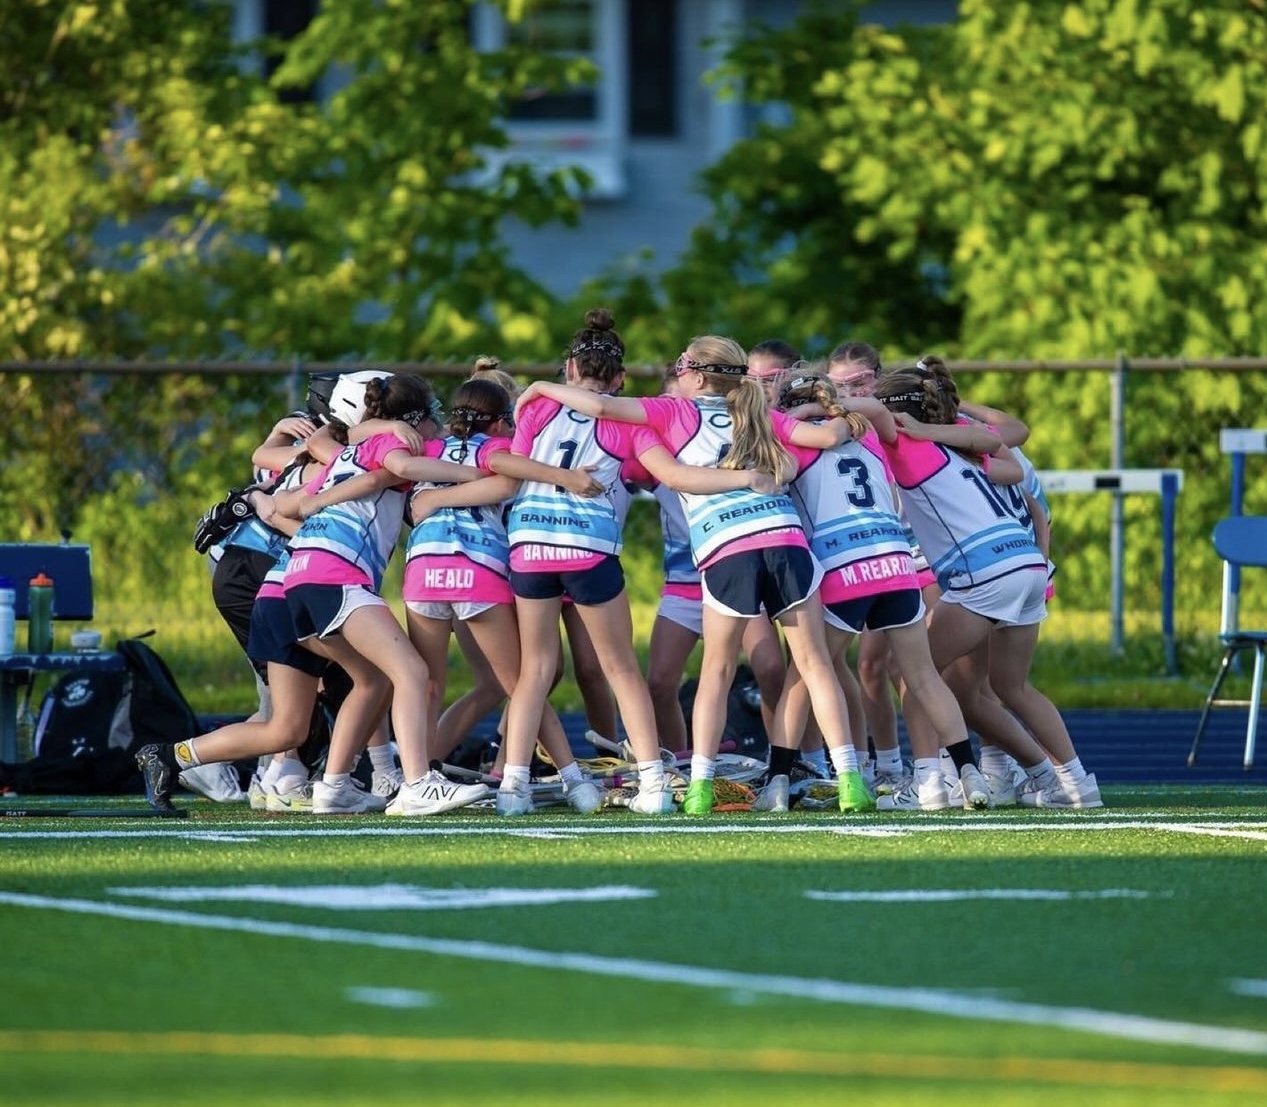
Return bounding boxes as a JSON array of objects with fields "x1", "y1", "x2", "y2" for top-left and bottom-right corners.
[{"x1": 0, "y1": 1031, "x2": 1264, "y2": 1091}]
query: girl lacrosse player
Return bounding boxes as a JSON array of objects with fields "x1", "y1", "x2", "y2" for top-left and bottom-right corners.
[{"x1": 516, "y1": 334, "x2": 873, "y2": 816}]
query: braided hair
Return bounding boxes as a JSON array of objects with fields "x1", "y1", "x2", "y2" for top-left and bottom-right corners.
[
  {"x1": 775, "y1": 364, "x2": 869, "y2": 441},
  {"x1": 447, "y1": 378, "x2": 513, "y2": 464}
]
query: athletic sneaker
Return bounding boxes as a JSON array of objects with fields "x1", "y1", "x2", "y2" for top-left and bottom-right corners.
[
  {"x1": 628, "y1": 784, "x2": 676, "y2": 815},
  {"x1": 564, "y1": 779, "x2": 603, "y2": 814},
  {"x1": 838, "y1": 769, "x2": 876, "y2": 813},
  {"x1": 984, "y1": 770, "x2": 1018, "y2": 807},
  {"x1": 371, "y1": 767, "x2": 404, "y2": 799},
  {"x1": 495, "y1": 779, "x2": 534, "y2": 817},
  {"x1": 387, "y1": 770, "x2": 489, "y2": 816},
  {"x1": 859, "y1": 759, "x2": 876, "y2": 791},
  {"x1": 753, "y1": 774, "x2": 790, "y2": 813},
  {"x1": 957, "y1": 764, "x2": 992, "y2": 810},
  {"x1": 681, "y1": 779, "x2": 715, "y2": 815},
  {"x1": 1020, "y1": 772, "x2": 1103, "y2": 809},
  {"x1": 247, "y1": 773, "x2": 268, "y2": 810},
  {"x1": 313, "y1": 777, "x2": 388, "y2": 815},
  {"x1": 876, "y1": 775, "x2": 950, "y2": 811},
  {"x1": 179, "y1": 761, "x2": 244, "y2": 803},
  {"x1": 265, "y1": 775, "x2": 314, "y2": 813},
  {"x1": 135, "y1": 744, "x2": 176, "y2": 810},
  {"x1": 872, "y1": 767, "x2": 907, "y2": 796}
]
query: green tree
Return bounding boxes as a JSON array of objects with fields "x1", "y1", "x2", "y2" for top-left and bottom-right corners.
[
  {"x1": 601, "y1": 0, "x2": 1267, "y2": 619},
  {"x1": 0, "y1": 1, "x2": 589, "y2": 567}
]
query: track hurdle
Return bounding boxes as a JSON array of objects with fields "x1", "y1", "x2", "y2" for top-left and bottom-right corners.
[{"x1": 1036, "y1": 469, "x2": 1184, "y2": 673}]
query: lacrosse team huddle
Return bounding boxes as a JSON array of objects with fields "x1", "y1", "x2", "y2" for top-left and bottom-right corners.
[{"x1": 136, "y1": 308, "x2": 1102, "y2": 817}]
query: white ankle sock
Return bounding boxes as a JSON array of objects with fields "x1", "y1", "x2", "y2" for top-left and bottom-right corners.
[
  {"x1": 876, "y1": 747, "x2": 902, "y2": 774},
  {"x1": 828, "y1": 744, "x2": 858, "y2": 775}
]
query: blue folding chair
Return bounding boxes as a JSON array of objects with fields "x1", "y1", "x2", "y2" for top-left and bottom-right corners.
[{"x1": 1189, "y1": 516, "x2": 1267, "y2": 769}]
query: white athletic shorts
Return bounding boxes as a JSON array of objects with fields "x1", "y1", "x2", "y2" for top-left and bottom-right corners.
[
  {"x1": 940, "y1": 569, "x2": 1048, "y2": 627},
  {"x1": 406, "y1": 598, "x2": 501, "y2": 623},
  {"x1": 656, "y1": 592, "x2": 703, "y2": 636}
]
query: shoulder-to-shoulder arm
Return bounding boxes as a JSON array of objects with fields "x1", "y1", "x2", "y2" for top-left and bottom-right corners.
[
  {"x1": 638, "y1": 442, "x2": 778, "y2": 495},
  {"x1": 487, "y1": 447, "x2": 604, "y2": 496},
  {"x1": 958, "y1": 399, "x2": 1029, "y2": 447}
]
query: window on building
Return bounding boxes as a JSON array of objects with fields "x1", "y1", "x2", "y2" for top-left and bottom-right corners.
[
  {"x1": 471, "y1": 0, "x2": 627, "y2": 199},
  {"x1": 506, "y1": 1, "x2": 598, "y2": 122},
  {"x1": 263, "y1": 0, "x2": 317, "y2": 103},
  {"x1": 628, "y1": 0, "x2": 676, "y2": 136}
]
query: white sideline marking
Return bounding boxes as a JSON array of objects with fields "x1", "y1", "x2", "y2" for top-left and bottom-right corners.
[
  {"x1": 806, "y1": 888, "x2": 1162, "y2": 904},
  {"x1": 109, "y1": 884, "x2": 655, "y2": 911},
  {"x1": 1230, "y1": 979, "x2": 1267, "y2": 999},
  {"x1": 2, "y1": 816, "x2": 1267, "y2": 842},
  {"x1": 345, "y1": 986, "x2": 435, "y2": 1009},
  {"x1": 1, "y1": 890, "x2": 1266, "y2": 1058}
]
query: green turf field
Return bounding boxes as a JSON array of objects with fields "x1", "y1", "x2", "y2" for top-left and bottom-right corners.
[{"x1": 2, "y1": 785, "x2": 1265, "y2": 1106}]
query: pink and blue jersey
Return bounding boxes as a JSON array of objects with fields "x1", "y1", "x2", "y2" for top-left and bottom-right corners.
[
  {"x1": 403, "y1": 432, "x2": 513, "y2": 603},
  {"x1": 507, "y1": 396, "x2": 640, "y2": 572},
  {"x1": 788, "y1": 428, "x2": 919, "y2": 602},
  {"x1": 283, "y1": 433, "x2": 426, "y2": 592},
  {"x1": 882, "y1": 435, "x2": 1045, "y2": 592},
  {"x1": 638, "y1": 395, "x2": 809, "y2": 568}
]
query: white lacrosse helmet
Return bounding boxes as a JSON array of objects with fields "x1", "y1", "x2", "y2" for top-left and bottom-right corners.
[{"x1": 326, "y1": 370, "x2": 393, "y2": 427}]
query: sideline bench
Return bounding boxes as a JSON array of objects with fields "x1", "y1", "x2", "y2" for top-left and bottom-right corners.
[{"x1": 0, "y1": 543, "x2": 123, "y2": 762}]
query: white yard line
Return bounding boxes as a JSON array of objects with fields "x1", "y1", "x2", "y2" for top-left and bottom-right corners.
[
  {"x1": 1, "y1": 889, "x2": 1265, "y2": 1058},
  {"x1": 2, "y1": 817, "x2": 1266, "y2": 841},
  {"x1": 806, "y1": 889, "x2": 1165, "y2": 903}
]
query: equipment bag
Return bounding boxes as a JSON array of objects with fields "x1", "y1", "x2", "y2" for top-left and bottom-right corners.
[{"x1": 32, "y1": 668, "x2": 130, "y2": 760}]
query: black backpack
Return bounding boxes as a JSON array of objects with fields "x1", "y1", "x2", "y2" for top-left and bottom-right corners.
[
  {"x1": 32, "y1": 668, "x2": 130, "y2": 760},
  {"x1": 676, "y1": 663, "x2": 770, "y2": 758},
  {"x1": 32, "y1": 633, "x2": 201, "y2": 760},
  {"x1": 110, "y1": 635, "x2": 202, "y2": 750}
]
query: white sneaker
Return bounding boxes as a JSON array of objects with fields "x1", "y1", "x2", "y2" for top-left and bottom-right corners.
[
  {"x1": 876, "y1": 775, "x2": 950, "y2": 811},
  {"x1": 753, "y1": 774, "x2": 790, "y2": 813},
  {"x1": 496, "y1": 779, "x2": 534, "y2": 816},
  {"x1": 985, "y1": 770, "x2": 1017, "y2": 807},
  {"x1": 179, "y1": 762, "x2": 245, "y2": 803},
  {"x1": 265, "y1": 775, "x2": 313, "y2": 813},
  {"x1": 387, "y1": 770, "x2": 490, "y2": 816},
  {"x1": 564, "y1": 779, "x2": 603, "y2": 814},
  {"x1": 371, "y1": 767, "x2": 404, "y2": 798},
  {"x1": 247, "y1": 773, "x2": 267, "y2": 810},
  {"x1": 627, "y1": 785, "x2": 675, "y2": 815},
  {"x1": 1020, "y1": 772, "x2": 1103, "y2": 809},
  {"x1": 859, "y1": 759, "x2": 876, "y2": 791},
  {"x1": 957, "y1": 764, "x2": 992, "y2": 810},
  {"x1": 314, "y1": 777, "x2": 388, "y2": 815},
  {"x1": 872, "y1": 768, "x2": 906, "y2": 796}
]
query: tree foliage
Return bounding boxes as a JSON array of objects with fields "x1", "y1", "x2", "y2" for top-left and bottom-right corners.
[
  {"x1": 0, "y1": 1, "x2": 587, "y2": 574},
  {"x1": 619, "y1": 0, "x2": 1267, "y2": 619}
]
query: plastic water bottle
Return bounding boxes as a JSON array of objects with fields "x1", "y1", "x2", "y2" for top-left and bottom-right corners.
[
  {"x1": 0, "y1": 576, "x2": 15, "y2": 658},
  {"x1": 27, "y1": 571, "x2": 55, "y2": 654}
]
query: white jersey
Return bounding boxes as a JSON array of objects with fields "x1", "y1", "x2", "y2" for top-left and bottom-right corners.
[
  {"x1": 652, "y1": 482, "x2": 699, "y2": 585},
  {"x1": 885, "y1": 438, "x2": 1045, "y2": 593},
  {"x1": 507, "y1": 400, "x2": 626, "y2": 556},
  {"x1": 405, "y1": 432, "x2": 509, "y2": 577},
  {"x1": 285, "y1": 435, "x2": 408, "y2": 591},
  {"x1": 788, "y1": 431, "x2": 910, "y2": 574}
]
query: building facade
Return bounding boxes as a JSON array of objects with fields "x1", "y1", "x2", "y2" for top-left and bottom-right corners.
[{"x1": 230, "y1": 0, "x2": 954, "y2": 295}]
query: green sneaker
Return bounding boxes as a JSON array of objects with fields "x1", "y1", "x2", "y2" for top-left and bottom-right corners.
[
  {"x1": 838, "y1": 769, "x2": 876, "y2": 813},
  {"x1": 682, "y1": 779, "x2": 715, "y2": 815}
]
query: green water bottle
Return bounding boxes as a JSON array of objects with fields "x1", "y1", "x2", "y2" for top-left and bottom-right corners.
[{"x1": 27, "y1": 571, "x2": 54, "y2": 654}]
